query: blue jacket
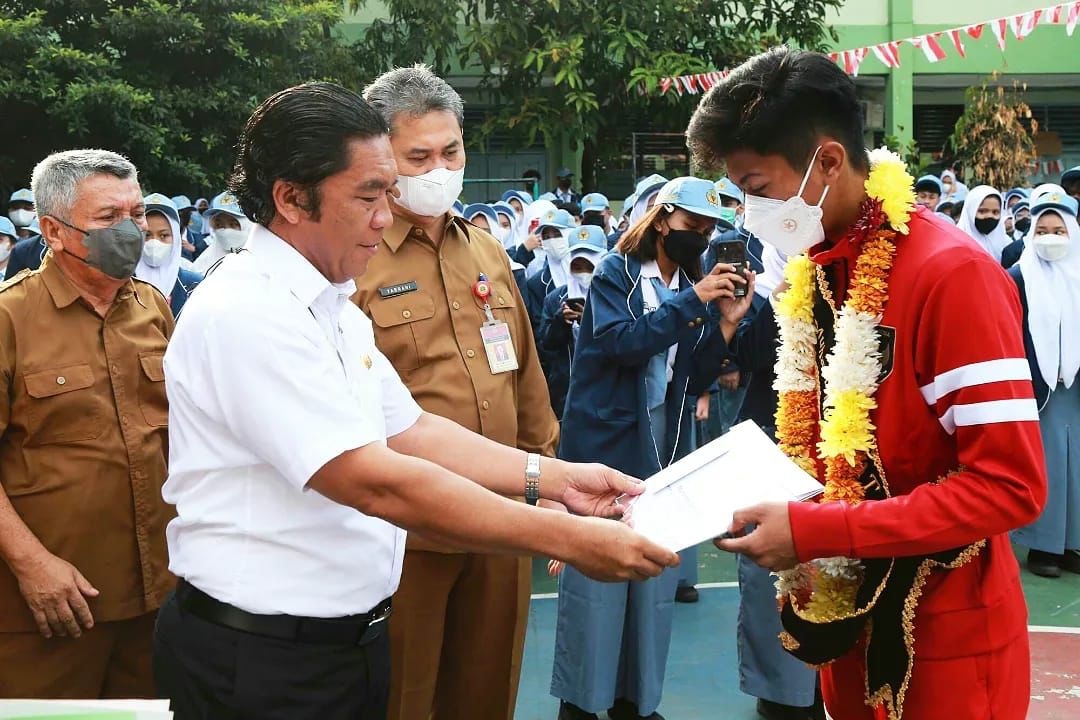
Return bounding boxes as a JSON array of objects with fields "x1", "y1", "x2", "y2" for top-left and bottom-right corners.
[
  {"x1": 525, "y1": 263, "x2": 559, "y2": 372},
  {"x1": 701, "y1": 224, "x2": 766, "y2": 384},
  {"x1": 1008, "y1": 264, "x2": 1051, "y2": 409},
  {"x1": 170, "y1": 268, "x2": 203, "y2": 317},
  {"x1": 5, "y1": 235, "x2": 47, "y2": 279},
  {"x1": 539, "y1": 285, "x2": 573, "y2": 419},
  {"x1": 1001, "y1": 238, "x2": 1024, "y2": 269},
  {"x1": 559, "y1": 252, "x2": 731, "y2": 476}
]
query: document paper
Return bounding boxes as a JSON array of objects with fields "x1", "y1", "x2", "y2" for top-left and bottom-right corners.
[{"x1": 629, "y1": 421, "x2": 823, "y2": 553}]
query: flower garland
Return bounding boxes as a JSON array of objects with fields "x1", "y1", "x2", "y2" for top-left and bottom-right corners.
[{"x1": 773, "y1": 148, "x2": 916, "y2": 622}]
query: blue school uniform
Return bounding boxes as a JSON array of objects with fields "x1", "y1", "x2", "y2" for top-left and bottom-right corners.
[
  {"x1": 539, "y1": 285, "x2": 573, "y2": 419},
  {"x1": 550, "y1": 251, "x2": 731, "y2": 715}
]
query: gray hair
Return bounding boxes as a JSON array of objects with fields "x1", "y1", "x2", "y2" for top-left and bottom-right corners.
[
  {"x1": 363, "y1": 64, "x2": 464, "y2": 131},
  {"x1": 31, "y1": 149, "x2": 138, "y2": 221}
]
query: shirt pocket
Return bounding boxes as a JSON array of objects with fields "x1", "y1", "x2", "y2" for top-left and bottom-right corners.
[
  {"x1": 484, "y1": 280, "x2": 519, "y2": 324},
  {"x1": 368, "y1": 291, "x2": 436, "y2": 372},
  {"x1": 137, "y1": 352, "x2": 169, "y2": 427},
  {"x1": 22, "y1": 363, "x2": 106, "y2": 446}
]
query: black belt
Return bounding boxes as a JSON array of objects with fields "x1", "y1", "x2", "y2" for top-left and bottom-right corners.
[{"x1": 175, "y1": 578, "x2": 391, "y2": 647}]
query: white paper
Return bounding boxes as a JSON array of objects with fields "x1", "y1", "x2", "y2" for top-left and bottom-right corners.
[
  {"x1": 0, "y1": 699, "x2": 172, "y2": 719},
  {"x1": 628, "y1": 421, "x2": 823, "y2": 553}
]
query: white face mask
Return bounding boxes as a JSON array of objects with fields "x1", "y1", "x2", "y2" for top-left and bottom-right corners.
[
  {"x1": 743, "y1": 146, "x2": 830, "y2": 256},
  {"x1": 572, "y1": 271, "x2": 593, "y2": 290},
  {"x1": 213, "y1": 227, "x2": 247, "y2": 252},
  {"x1": 395, "y1": 166, "x2": 465, "y2": 218},
  {"x1": 142, "y1": 239, "x2": 172, "y2": 267},
  {"x1": 542, "y1": 235, "x2": 570, "y2": 260},
  {"x1": 1033, "y1": 235, "x2": 1070, "y2": 262},
  {"x1": 9, "y1": 209, "x2": 36, "y2": 227}
]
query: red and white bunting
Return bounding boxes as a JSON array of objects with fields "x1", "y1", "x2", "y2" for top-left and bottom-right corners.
[
  {"x1": 871, "y1": 41, "x2": 902, "y2": 68},
  {"x1": 1009, "y1": 10, "x2": 1042, "y2": 39},
  {"x1": 644, "y1": 2, "x2": 1080, "y2": 94},
  {"x1": 991, "y1": 18, "x2": 1009, "y2": 49},
  {"x1": 910, "y1": 33, "x2": 947, "y2": 62},
  {"x1": 947, "y1": 29, "x2": 967, "y2": 57}
]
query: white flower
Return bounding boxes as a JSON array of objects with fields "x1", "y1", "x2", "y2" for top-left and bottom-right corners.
[
  {"x1": 774, "y1": 564, "x2": 813, "y2": 599},
  {"x1": 867, "y1": 146, "x2": 904, "y2": 170},
  {"x1": 814, "y1": 556, "x2": 863, "y2": 581},
  {"x1": 821, "y1": 309, "x2": 883, "y2": 403}
]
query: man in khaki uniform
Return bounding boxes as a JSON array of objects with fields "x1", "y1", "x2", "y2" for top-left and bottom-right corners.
[
  {"x1": 0, "y1": 150, "x2": 175, "y2": 698},
  {"x1": 355, "y1": 66, "x2": 560, "y2": 720}
]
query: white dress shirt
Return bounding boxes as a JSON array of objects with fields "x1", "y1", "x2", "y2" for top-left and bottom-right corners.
[
  {"x1": 640, "y1": 259, "x2": 680, "y2": 382},
  {"x1": 163, "y1": 224, "x2": 422, "y2": 617}
]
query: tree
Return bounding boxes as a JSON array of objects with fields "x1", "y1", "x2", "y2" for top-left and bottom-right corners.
[
  {"x1": 0, "y1": 1, "x2": 360, "y2": 198},
  {"x1": 948, "y1": 76, "x2": 1038, "y2": 190},
  {"x1": 349, "y1": 0, "x2": 841, "y2": 191}
]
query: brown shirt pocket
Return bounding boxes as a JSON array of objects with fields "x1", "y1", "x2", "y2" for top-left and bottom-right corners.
[
  {"x1": 137, "y1": 352, "x2": 168, "y2": 427},
  {"x1": 22, "y1": 363, "x2": 105, "y2": 446},
  {"x1": 368, "y1": 291, "x2": 436, "y2": 371}
]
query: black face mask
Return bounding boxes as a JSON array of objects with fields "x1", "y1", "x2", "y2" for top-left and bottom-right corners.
[
  {"x1": 1014, "y1": 217, "x2": 1031, "y2": 234},
  {"x1": 974, "y1": 217, "x2": 1000, "y2": 235},
  {"x1": 660, "y1": 229, "x2": 707, "y2": 276}
]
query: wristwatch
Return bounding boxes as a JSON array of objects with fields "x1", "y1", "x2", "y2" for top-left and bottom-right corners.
[{"x1": 525, "y1": 453, "x2": 541, "y2": 506}]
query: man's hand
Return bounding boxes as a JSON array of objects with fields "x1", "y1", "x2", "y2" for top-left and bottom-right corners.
[
  {"x1": 565, "y1": 517, "x2": 679, "y2": 582},
  {"x1": 719, "y1": 370, "x2": 741, "y2": 392},
  {"x1": 559, "y1": 463, "x2": 645, "y2": 518},
  {"x1": 14, "y1": 551, "x2": 99, "y2": 638},
  {"x1": 713, "y1": 502, "x2": 798, "y2": 571},
  {"x1": 695, "y1": 394, "x2": 710, "y2": 422}
]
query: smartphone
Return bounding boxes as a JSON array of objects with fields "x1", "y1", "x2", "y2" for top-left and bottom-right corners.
[
  {"x1": 566, "y1": 297, "x2": 586, "y2": 313},
  {"x1": 713, "y1": 240, "x2": 748, "y2": 298}
]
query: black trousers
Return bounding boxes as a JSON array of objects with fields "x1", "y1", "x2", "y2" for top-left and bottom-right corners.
[{"x1": 153, "y1": 591, "x2": 390, "y2": 720}]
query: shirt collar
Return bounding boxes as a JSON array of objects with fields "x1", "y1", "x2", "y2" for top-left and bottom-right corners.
[
  {"x1": 640, "y1": 259, "x2": 680, "y2": 289},
  {"x1": 39, "y1": 251, "x2": 136, "y2": 309},
  {"x1": 249, "y1": 224, "x2": 355, "y2": 308},
  {"x1": 383, "y1": 214, "x2": 472, "y2": 254}
]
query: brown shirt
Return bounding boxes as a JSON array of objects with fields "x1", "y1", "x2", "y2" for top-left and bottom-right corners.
[
  {"x1": 354, "y1": 216, "x2": 559, "y2": 551},
  {"x1": 0, "y1": 254, "x2": 176, "y2": 631}
]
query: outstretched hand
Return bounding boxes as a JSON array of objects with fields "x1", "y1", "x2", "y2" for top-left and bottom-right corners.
[
  {"x1": 560, "y1": 463, "x2": 645, "y2": 518},
  {"x1": 713, "y1": 502, "x2": 798, "y2": 571}
]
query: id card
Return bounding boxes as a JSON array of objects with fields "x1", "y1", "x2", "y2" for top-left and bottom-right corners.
[{"x1": 480, "y1": 321, "x2": 519, "y2": 374}]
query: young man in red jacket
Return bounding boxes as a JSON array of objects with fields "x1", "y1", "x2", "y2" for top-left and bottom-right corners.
[{"x1": 688, "y1": 47, "x2": 1047, "y2": 720}]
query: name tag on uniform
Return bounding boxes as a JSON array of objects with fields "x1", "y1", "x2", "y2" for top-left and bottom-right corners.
[
  {"x1": 378, "y1": 281, "x2": 418, "y2": 299},
  {"x1": 481, "y1": 321, "x2": 519, "y2": 374}
]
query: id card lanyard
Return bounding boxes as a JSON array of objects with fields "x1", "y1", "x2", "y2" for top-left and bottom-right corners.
[{"x1": 472, "y1": 273, "x2": 519, "y2": 375}]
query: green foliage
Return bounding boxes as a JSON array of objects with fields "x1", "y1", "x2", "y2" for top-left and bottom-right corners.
[
  {"x1": 0, "y1": 1, "x2": 361, "y2": 197},
  {"x1": 948, "y1": 76, "x2": 1038, "y2": 189},
  {"x1": 348, "y1": 0, "x2": 841, "y2": 187},
  {"x1": 882, "y1": 132, "x2": 931, "y2": 177}
]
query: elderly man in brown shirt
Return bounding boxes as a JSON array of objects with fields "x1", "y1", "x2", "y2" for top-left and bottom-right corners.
[
  {"x1": 355, "y1": 66, "x2": 560, "y2": 720},
  {"x1": 0, "y1": 150, "x2": 174, "y2": 698}
]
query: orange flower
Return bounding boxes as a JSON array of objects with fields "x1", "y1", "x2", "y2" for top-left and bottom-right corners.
[
  {"x1": 848, "y1": 235, "x2": 897, "y2": 316},
  {"x1": 823, "y1": 454, "x2": 866, "y2": 505}
]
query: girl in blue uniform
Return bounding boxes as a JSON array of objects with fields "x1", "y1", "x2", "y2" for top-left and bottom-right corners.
[{"x1": 550, "y1": 177, "x2": 755, "y2": 720}]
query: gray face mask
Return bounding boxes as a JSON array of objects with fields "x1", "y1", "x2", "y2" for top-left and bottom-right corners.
[{"x1": 53, "y1": 217, "x2": 146, "y2": 279}]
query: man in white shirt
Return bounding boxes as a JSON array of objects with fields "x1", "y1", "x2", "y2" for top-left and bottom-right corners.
[{"x1": 153, "y1": 82, "x2": 678, "y2": 720}]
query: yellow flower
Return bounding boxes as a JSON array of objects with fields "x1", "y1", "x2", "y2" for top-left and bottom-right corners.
[
  {"x1": 818, "y1": 390, "x2": 877, "y2": 464},
  {"x1": 801, "y1": 571, "x2": 859, "y2": 622},
  {"x1": 865, "y1": 156, "x2": 915, "y2": 234},
  {"x1": 776, "y1": 255, "x2": 815, "y2": 323}
]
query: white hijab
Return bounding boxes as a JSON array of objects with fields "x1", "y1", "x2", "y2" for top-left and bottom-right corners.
[
  {"x1": 1017, "y1": 208, "x2": 1080, "y2": 391},
  {"x1": 565, "y1": 248, "x2": 604, "y2": 300},
  {"x1": 135, "y1": 210, "x2": 183, "y2": 300},
  {"x1": 492, "y1": 205, "x2": 519, "y2": 252},
  {"x1": 629, "y1": 186, "x2": 665, "y2": 228},
  {"x1": 522, "y1": 200, "x2": 557, "y2": 277},
  {"x1": 956, "y1": 185, "x2": 1011, "y2": 261},
  {"x1": 755, "y1": 241, "x2": 788, "y2": 299}
]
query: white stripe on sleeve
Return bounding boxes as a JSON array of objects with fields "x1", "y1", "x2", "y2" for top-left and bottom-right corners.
[
  {"x1": 920, "y1": 358, "x2": 1032, "y2": 405},
  {"x1": 938, "y1": 398, "x2": 1039, "y2": 435}
]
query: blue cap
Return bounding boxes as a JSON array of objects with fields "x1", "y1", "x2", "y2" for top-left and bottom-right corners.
[
  {"x1": 634, "y1": 174, "x2": 669, "y2": 196},
  {"x1": 463, "y1": 203, "x2": 499, "y2": 228},
  {"x1": 0, "y1": 216, "x2": 15, "y2": 239},
  {"x1": 915, "y1": 175, "x2": 944, "y2": 195},
  {"x1": 1012, "y1": 200, "x2": 1030, "y2": 214},
  {"x1": 557, "y1": 167, "x2": 574, "y2": 179},
  {"x1": 203, "y1": 191, "x2": 247, "y2": 221},
  {"x1": 144, "y1": 193, "x2": 180, "y2": 226},
  {"x1": 1030, "y1": 191, "x2": 1079, "y2": 219},
  {"x1": 9, "y1": 188, "x2": 33, "y2": 204},
  {"x1": 537, "y1": 207, "x2": 574, "y2": 231},
  {"x1": 713, "y1": 177, "x2": 744, "y2": 205},
  {"x1": 537, "y1": 192, "x2": 558, "y2": 202},
  {"x1": 171, "y1": 195, "x2": 195, "y2": 211},
  {"x1": 502, "y1": 189, "x2": 532, "y2": 205},
  {"x1": 622, "y1": 194, "x2": 638, "y2": 216},
  {"x1": 451, "y1": 200, "x2": 464, "y2": 216},
  {"x1": 1061, "y1": 165, "x2": 1080, "y2": 186},
  {"x1": 568, "y1": 224, "x2": 608, "y2": 253},
  {"x1": 491, "y1": 201, "x2": 516, "y2": 219},
  {"x1": 581, "y1": 193, "x2": 609, "y2": 213},
  {"x1": 653, "y1": 177, "x2": 726, "y2": 220}
]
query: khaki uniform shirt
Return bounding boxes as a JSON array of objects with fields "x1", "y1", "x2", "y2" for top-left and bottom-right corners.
[
  {"x1": 0, "y1": 255, "x2": 175, "y2": 631},
  {"x1": 354, "y1": 216, "x2": 559, "y2": 552}
]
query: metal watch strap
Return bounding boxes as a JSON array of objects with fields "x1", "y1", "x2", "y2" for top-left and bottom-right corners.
[{"x1": 525, "y1": 453, "x2": 541, "y2": 506}]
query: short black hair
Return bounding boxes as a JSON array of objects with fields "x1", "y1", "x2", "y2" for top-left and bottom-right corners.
[
  {"x1": 582, "y1": 210, "x2": 606, "y2": 228},
  {"x1": 230, "y1": 82, "x2": 389, "y2": 225},
  {"x1": 557, "y1": 201, "x2": 581, "y2": 217},
  {"x1": 687, "y1": 47, "x2": 869, "y2": 175}
]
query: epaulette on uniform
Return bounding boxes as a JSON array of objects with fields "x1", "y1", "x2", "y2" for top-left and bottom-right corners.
[{"x1": 0, "y1": 269, "x2": 32, "y2": 293}]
